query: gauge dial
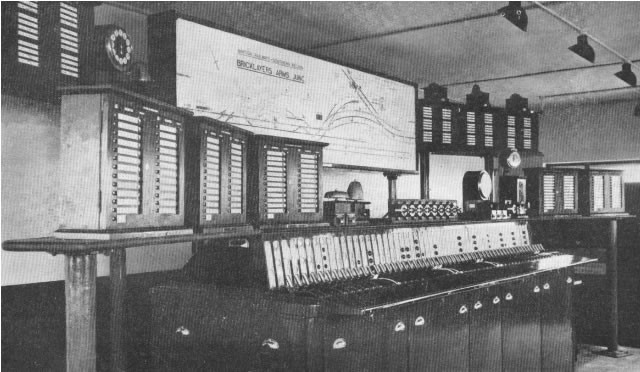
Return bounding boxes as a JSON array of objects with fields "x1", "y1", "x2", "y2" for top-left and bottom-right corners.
[{"x1": 103, "y1": 26, "x2": 133, "y2": 72}]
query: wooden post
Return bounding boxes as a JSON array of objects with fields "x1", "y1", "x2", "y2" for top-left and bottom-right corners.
[
  {"x1": 110, "y1": 248, "x2": 127, "y2": 371},
  {"x1": 384, "y1": 172, "x2": 399, "y2": 201},
  {"x1": 419, "y1": 152, "x2": 430, "y2": 199},
  {"x1": 65, "y1": 253, "x2": 97, "y2": 372}
]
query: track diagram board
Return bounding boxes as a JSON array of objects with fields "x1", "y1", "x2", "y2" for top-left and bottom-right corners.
[{"x1": 175, "y1": 19, "x2": 417, "y2": 172}]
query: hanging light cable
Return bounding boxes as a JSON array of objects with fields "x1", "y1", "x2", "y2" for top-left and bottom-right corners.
[{"x1": 533, "y1": 1, "x2": 638, "y2": 86}]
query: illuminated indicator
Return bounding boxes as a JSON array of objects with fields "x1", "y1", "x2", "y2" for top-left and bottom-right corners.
[
  {"x1": 116, "y1": 190, "x2": 139, "y2": 198},
  {"x1": 466, "y1": 112, "x2": 476, "y2": 145},
  {"x1": 611, "y1": 176, "x2": 622, "y2": 209},
  {"x1": 159, "y1": 139, "x2": 177, "y2": 148},
  {"x1": 543, "y1": 174, "x2": 555, "y2": 212},
  {"x1": 159, "y1": 162, "x2": 177, "y2": 170},
  {"x1": 116, "y1": 198, "x2": 139, "y2": 206},
  {"x1": 265, "y1": 148, "x2": 287, "y2": 215},
  {"x1": 159, "y1": 124, "x2": 177, "y2": 133},
  {"x1": 159, "y1": 154, "x2": 176, "y2": 163},
  {"x1": 117, "y1": 113, "x2": 140, "y2": 124},
  {"x1": 593, "y1": 175, "x2": 604, "y2": 210},
  {"x1": 563, "y1": 175, "x2": 575, "y2": 210},
  {"x1": 117, "y1": 172, "x2": 139, "y2": 182},
  {"x1": 59, "y1": 2, "x2": 79, "y2": 77},
  {"x1": 118, "y1": 130, "x2": 140, "y2": 141},
  {"x1": 17, "y1": 2, "x2": 39, "y2": 67},
  {"x1": 159, "y1": 132, "x2": 176, "y2": 141},
  {"x1": 115, "y1": 181, "x2": 139, "y2": 190},
  {"x1": 159, "y1": 147, "x2": 177, "y2": 156},
  {"x1": 117, "y1": 206, "x2": 138, "y2": 215},
  {"x1": 117, "y1": 163, "x2": 139, "y2": 173},
  {"x1": 158, "y1": 176, "x2": 178, "y2": 185}
]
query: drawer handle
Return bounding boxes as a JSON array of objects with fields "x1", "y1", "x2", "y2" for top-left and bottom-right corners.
[
  {"x1": 176, "y1": 326, "x2": 190, "y2": 336},
  {"x1": 262, "y1": 338, "x2": 280, "y2": 350},
  {"x1": 474, "y1": 301, "x2": 483, "y2": 310},
  {"x1": 459, "y1": 305, "x2": 468, "y2": 314},
  {"x1": 543, "y1": 283, "x2": 550, "y2": 290},
  {"x1": 505, "y1": 293, "x2": 513, "y2": 301},
  {"x1": 534, "y1": 285, "x2": 540, "y2": 293},
  {"x1": 395, "y1": 321, "x2": 406, "y2": 332},
  {"x1": 566, "y1": 277, "x2": 573, "y2": 284},
  {"x1": 493, "y1": 296, "x2": 501, "y2": 304},
  {"x1": 415, "y1": 316, "x2": 425, "y2": 326},
  {"x1": 332, "y1": 338, "x2": 346, "y2": 350}
]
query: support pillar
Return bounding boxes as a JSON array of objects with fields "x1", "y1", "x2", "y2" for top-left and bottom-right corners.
[
  {"x1": 598, "y1": 218, "x2": 631, "y2": 358},
  {"x1": 110, "y1": 248, "x2": 127, "y2": 371},
  {"x1": 384, "y1": 172, "x2": 399, "y2": 200},
  {"x1": 65, "y1": 253, "x2": 97, "y2": 372}
]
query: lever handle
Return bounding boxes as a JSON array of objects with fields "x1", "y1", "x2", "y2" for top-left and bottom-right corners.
[{"x1": 262, "y1": 338, "x2": 280, "y2": 350}]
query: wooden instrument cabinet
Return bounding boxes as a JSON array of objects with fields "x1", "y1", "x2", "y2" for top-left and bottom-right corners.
[
  {"x1": 184, "y1": 116, "x2": 251, "y2": 232},
  {"x1": 247, "y1": 135, "x2": 328, "y2": 226},
  {"x1": 525, "y1": 168, "x2": 579, "y2": 216},
  {"x1": 578, "y1": 169, "x2": 625, "y2": 215},
  {"x1": 58, "y1": 85, "x2": 191, "y2": 231}
]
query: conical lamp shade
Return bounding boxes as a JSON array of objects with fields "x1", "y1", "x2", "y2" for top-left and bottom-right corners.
[
  {"x1": 497, "y1": 2, "x2": 528, "y2": 32},
  {"x1": 568, "y1": 35, "x2": 595, "y2": 63},
  {"x1": 615, "y1": 63, "x2": 637, "y2": 86}
]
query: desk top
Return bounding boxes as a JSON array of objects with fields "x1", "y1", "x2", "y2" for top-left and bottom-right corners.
[{"x1": 3, "y1": 214, "x2": 633, "y2": 255}]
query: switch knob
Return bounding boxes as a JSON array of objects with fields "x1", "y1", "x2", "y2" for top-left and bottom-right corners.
[
  {"x1": 332, "y1": 338, "x2": 346, "y2": 350},
  {"x1": 262, "y1": 338, "x2": 279, "y2": 350},
  {"x1": 175, "y1": 326, "x2": 190, "y2": 336}
]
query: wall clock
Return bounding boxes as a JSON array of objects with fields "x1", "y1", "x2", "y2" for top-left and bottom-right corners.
[{"x1": 101, "y1": 25, "x2": 132, "y2": 72}]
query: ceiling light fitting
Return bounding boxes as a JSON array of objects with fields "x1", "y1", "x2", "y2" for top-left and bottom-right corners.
[
  {"x1": 569, "y1": 34, "x2": 595, "y2": 63},
  {"x1": 498, "y1": 2, "x2": 528, "y2": 32},
  {"x1": 615, "y1": 63, "x2": 637, "y2": 87},
  {"x1": 534, "y1": 1, "x2": 638, "y2": 86}
]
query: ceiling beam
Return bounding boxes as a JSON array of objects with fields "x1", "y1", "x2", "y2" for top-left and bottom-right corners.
[{"x1": 309, "y1": 1, "x2": 567, "y2": 50}]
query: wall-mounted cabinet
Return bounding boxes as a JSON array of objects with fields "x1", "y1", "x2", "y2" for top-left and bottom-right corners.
[
  {"x1": 496, "y1": 93, "x2": 539, "y2": 152},
  {"x1": 1, "y1": 2, "x2": 94, "y2": 100},
  {"x1": 417, "y1": 83, "x2": 462, "y2": 152}
]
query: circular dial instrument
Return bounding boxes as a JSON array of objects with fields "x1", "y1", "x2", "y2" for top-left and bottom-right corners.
[
  {"x1": 504, "y1": 149, "x2": 522, "y2": 169},
  {"x1": 477, "y1": 170, "x2": 493, "y2": 200},
  {"x1": 103, "y1": 26, "x2": 133, "y2": 72}
]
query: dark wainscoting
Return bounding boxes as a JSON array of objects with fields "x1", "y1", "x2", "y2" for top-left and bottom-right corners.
[{"x1": 2, "y1": 270, "x2": 183, "y2": 371}]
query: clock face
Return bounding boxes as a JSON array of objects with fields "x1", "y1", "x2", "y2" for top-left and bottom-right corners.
[
  {"x1": 506, "y1": 150, "x2": 522, "y2": 169},
  {"x1": 104, "y1": 27, "x2": 132, "y2": 72}
]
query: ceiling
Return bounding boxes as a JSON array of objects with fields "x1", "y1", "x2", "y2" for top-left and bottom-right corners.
[{"x1": 123, "y1": 1, "x2": 640, "y2": 107}]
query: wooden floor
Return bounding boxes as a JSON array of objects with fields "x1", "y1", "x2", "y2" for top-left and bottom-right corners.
[{"x1": 576, "y1": 345, "x2": 640, "y2": 372}]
